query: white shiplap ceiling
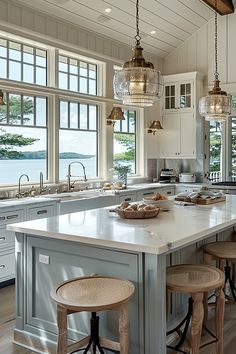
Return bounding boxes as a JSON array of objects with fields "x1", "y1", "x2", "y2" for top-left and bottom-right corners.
[{"x1": 17, "y1": 0, "x2": 214, "y2": 57}]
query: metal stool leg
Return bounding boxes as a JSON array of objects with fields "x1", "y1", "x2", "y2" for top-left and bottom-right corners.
[
  {"x1": 224, "y1": 261, "x2": 236, "y2": 301},
  {"x1": 167, "y1": 297, "x2": 193, "y2": 353}
]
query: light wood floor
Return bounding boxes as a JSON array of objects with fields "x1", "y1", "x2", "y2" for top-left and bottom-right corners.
[{"x1": 1, "y1": 285, "x2": 236, "y2": 354}]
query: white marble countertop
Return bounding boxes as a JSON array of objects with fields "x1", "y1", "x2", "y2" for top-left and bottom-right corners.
[
  {"x1": 0, "y1": 196, "x2": 61, "y2": 210},
  {"x1": 7, "y1": 195, "x2": 236, "y2": 255}
]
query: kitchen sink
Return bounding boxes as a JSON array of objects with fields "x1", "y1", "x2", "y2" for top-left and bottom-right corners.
[{"x1": 40, "y1": 190, "x2": 104, "y2": 201}]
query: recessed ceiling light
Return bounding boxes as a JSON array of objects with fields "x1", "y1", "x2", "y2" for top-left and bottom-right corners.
[
  {"x1": 150, "y1": 30, "x2": 156, "y2": 35},
  {"x1": 105, "y1": 8, "x2": 112, "y2": 13}
]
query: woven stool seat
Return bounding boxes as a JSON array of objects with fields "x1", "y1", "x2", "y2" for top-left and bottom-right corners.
[
  {"x1": 203, "y1": 241, "x2": 236, "y2": 302},
  {"x1": 51, "y1": 276, "x2": 134, "y2": 312},
  {"x1": 51, "y1": 275, "x2": 135, "y2": 354},
  {"x1": 166, "y1": 264, "x2": 225, "y2": 354},
  {"x1": 167, "y1": 264, "x2": 224, "y2": 293},
  {"x1": 203, "y1": 241, "x2": 236, "y2": 259}
]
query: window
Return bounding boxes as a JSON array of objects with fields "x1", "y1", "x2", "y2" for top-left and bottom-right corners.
[
  {"x1": 113, "y1": 110, "x2": 136, "y2": 174},
  {"x1": 208, "y1": 95, "x2": 236, "y2": 182},
  {"x1": 0, "y1": 38, "x2": 47, "y2": 85},
  {"x1": 229, "y1": 97, "x2": 236, "y2": 181},
  {"x1": 59, "y1": 100, "x2": 98, "y2": 180},
  {"x1": 209, "y1": 121, "x2": 222, "y2": 181},
  {"x1": 0, "y1": 92, "x2": 48, "y2": 184},
  {"x1": 58, "y1": 54, "x2": 97, "y2": 95}
]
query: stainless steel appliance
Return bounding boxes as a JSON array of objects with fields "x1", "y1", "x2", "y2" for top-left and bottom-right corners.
[
  {"x1": 159, "y1": 169, "x2": 177, "y2": 183},
  {"x1": 179, "y1": 173, "x2": 196, "y2": 183}
]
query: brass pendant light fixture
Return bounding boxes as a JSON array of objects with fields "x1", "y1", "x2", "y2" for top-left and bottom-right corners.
[
  {"x1": 199, "y1": 1, "x2": 231, "y2": 121},
  {"x1": 147, "y1": 120, "x2": 163, "y2": 135},
  {"x1": 106, "y1": 107, "x2": 125, "y2": 126},
  {"x1": 113, "y1": 0, "x2": 163, "y2": 107}
]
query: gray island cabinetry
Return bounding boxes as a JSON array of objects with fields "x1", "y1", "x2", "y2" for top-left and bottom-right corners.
[{"x1": 8, "y1": 195, "x2": 236, "y2": 354}]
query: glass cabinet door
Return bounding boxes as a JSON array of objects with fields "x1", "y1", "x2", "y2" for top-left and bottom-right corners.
[
  {"x1": 179, "y1": 82, "x2": 191, "y2": 108},
  {"x1": 164, "y1": 82, "x2": 192, "y2": 111},
  {"x1": 164, "y1": 85, "x2": 176, "y2": 110}
]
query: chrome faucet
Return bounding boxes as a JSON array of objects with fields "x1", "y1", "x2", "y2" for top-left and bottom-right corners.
[
  {"x1": 39, "y1": 172, "x2": 47, "y2": 195},
  {"x1": 67, "y1": 161, "x2": 87, "y2": 192},
  {"x1": 17, "y1": 174, "x2": 30, "y2": 198}
]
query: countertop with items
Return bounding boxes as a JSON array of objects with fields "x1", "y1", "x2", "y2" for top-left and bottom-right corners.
[{"x1": 8, "y1": 194, "x2": 236, "y2": 255}]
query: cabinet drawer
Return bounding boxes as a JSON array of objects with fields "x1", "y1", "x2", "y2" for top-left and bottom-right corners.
[
  {"x1": 0, "y1": 252, "x2": 15, "y2": 281},
  {"x1": 28, "y1": 205, "x2": 55, "y2": 220},
  {"x1": 0, "y1": 230, "x2": 15, "y2": 251},
  {"x1": 119, "y1": 194, "x2": 136, "y2": 203},
  {"x1": 162, "y1": 188, "x2": 175, "y2": 196},
  {"x1": 136, "y1": 189, "x2": 161, "y2": 201},
  {"x1": 0, "y1": 209, "x2": 24, "y2": 226}
]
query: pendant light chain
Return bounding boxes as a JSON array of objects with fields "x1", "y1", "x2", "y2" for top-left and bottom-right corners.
[
  {"x1": 198, "y1": 0, "x2": 231, "y2": 121},
  {"x1": 113, "y1": 0, "x2": 163, "y2": 106},
  {"x1": 214, "y1": 3, "x2": 219, "y2": 81},
  {"x1": 135, "y1": 0, "x2": 141, "y2": 45}
]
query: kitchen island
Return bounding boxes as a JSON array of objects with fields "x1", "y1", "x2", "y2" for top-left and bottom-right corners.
[{"x1": 7, "y1": 195, "x2": 236, "y2": 354}]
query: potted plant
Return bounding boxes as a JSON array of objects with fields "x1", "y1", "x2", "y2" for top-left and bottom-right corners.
[{"x1": 113, "y1": 164, "x2": 131, "y2": 187}]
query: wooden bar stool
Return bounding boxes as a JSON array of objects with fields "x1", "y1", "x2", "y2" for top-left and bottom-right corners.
[
  {"x1": 50, "y1": 275, "x2": 135, "y2": 354},
  {"x1": 203, "y1": 241, "x2": 236, "y2": 301},
  {"x1": 166, "y1": 264, "x2": 225, "y2": 354}
]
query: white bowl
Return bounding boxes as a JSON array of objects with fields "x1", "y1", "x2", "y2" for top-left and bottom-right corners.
[{"x1": 143, "y1": 196, "x2": 174, "y2": 210}]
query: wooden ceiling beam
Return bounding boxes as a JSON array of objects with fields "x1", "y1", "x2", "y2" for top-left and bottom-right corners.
[{"x1": 201, "y1": 0, "x2": 234, "y2": 15}]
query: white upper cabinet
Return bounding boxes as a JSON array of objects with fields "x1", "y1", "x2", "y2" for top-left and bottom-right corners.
[{"x1": 159, "y1": 72, "x2": 204, "y2": 159}]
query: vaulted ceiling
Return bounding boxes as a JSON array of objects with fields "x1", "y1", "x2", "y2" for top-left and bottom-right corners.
[{"x1": 16, "y1": 0, "x2": 233, "y2": 57}]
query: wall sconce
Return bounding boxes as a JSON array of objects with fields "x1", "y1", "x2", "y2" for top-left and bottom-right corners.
[
  {"x1": 107, "y1": 107, "x2": 125, "y2": 126},
  {"x1": 0, "y1": 90, "x2": 5, "y2": 106},
  {"x1": 147, "y1": 120, "x2": 163, "y2": 135}
]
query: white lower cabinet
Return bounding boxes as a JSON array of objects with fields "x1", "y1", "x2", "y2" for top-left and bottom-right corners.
[
  {"x1": 28, "y1": 204, "x2": 56, "y2": 220},
  {"x1": 175, "y1": 185, "x2": 201, "y2": 194},
  {"x1": 118, "y1": 193, "x2": 137, "y2": 203},
  {"x1": 161, "y1": 186, "x2": 175, "y2": 196},
  {"x1": 136, "y1": 186, "x2": 175, "y2": 201},
  {"x1": 0, "y1": 201, "x2": 59, "y2": 285},
  {"x1": 0, "y1": 252, "x2": 15, "y2": 282}
]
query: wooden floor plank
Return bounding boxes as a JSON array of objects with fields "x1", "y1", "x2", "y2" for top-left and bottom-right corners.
[{"x1": 1, "y1": 285, "x2": 236, "y2": 354}]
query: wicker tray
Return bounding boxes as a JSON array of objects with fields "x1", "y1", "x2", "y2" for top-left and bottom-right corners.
[
  {"x1": 175, "y1": 196, "x2": 226, "y2": 204},
  {"x1": 114, "y1": 207, "x2": 160, "y2": 219}
]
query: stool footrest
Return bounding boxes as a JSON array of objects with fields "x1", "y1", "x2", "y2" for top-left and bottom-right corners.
[
  {"x1": 100, "y1": 337, "x2": 120, "y2": 352},
  {"x1": 167, "y1": 298, "x2": 219, "y2": 353},
  {"x1": 68, "y1": 336, "x2": 90, "y2": 354},
  {"x1": 68, "y1": 313, "x2": 121, "y2": 354}
]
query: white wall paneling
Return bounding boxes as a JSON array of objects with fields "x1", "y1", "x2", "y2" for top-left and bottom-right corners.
[
  {"x1": 0, "y1": 0, "x2": 162, "y2": 69},
  {"x1": 163, "y1": 12, "x2": 236, "y2": 91}
]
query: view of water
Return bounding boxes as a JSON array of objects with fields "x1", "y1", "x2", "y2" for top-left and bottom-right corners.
[{"x1": 0, "y1": 157, "x2": 97, "y2": 184}]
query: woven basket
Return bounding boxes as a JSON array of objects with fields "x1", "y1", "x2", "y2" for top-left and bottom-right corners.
[{"x1": 115, "y1": 207, "x2": 160, "y2": 219}]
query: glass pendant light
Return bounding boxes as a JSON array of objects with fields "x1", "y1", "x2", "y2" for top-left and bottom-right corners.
[
  {"x1": 199, "y1": 1, "x2": 231, "y2": 121},
  {"x1": 113, "y1": 0, "x2": 163, "y2": 107}
]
